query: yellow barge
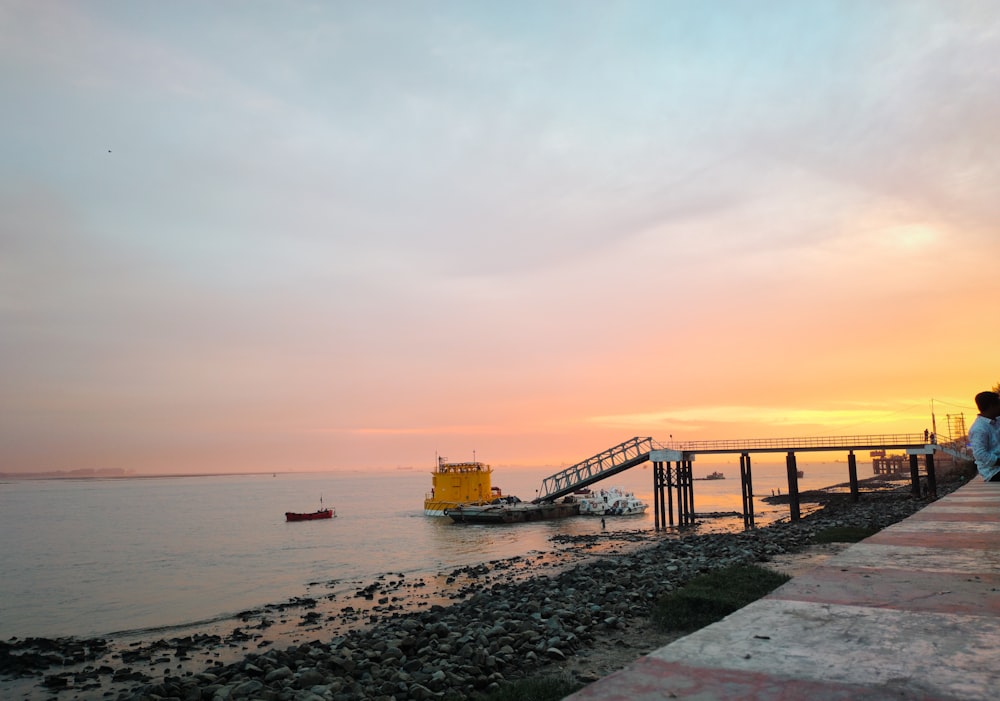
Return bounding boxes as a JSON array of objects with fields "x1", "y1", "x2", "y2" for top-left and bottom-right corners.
[{"x1": 423, "y1": 456, "x2": 504, "y2": 516}]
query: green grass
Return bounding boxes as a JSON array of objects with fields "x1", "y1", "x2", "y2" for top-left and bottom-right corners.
[
  {"x1": 474, "y1": 675, "x2": 584, "y2": 701},
  {"x1": 652, "y1": 564, "x2": 791, "y2": 632},
  {"x1": 813, "y1": 526, "x2": 878, "y2": 543}
]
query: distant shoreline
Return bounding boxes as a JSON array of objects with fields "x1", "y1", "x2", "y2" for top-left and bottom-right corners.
[{"x1": 0, "y1": 471, "x2": 288, "y2": 481}]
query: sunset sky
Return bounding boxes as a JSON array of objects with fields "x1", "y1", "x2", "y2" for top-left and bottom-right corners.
[{"x1": 2, "y1": 1, "x2": 998, "y2": 474}]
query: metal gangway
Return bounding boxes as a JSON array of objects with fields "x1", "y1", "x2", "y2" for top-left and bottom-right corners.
[
  {"x1": 533, "y1": 436, "x2": 656, "y2": 503},
  {"x1": 938, "y1": 443, "x2": 972, "y2": 461}
]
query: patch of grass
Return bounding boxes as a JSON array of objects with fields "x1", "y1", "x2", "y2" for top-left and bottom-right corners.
[
  {"x1": 652, "y1": 564, "x2": 791, "y2": 632},
  {"x1": 474, "y1": 675, "x2": 584, "y2": 701},
  {"x1": 813, "y1": 526, "x2": 878, "y2": 543}
]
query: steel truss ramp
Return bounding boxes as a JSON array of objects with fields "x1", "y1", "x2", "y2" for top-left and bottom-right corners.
[
  {"x1": 938, "y1": 444, "x2": 972, "y2": 461},
  {"x1": 533, "y1": 437, "x2": 654, "y2": 503}
]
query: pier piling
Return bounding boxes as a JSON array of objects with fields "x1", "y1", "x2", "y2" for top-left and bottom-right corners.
[
  {"x1": 926, "y1": 452, "x2": 937, "y2": 498},
  {"x1": 848, "y1": 450, "x2": 859, "y2": 502},
  {"x1": 786, "y1": 452, "x2": 801, "y2": 521},
  {"x1": 910, "y1": 454, "x2": 921, "y2": 497},
  {"x1": 740, "y1": 452, "x2": 755, "y2": 528}
]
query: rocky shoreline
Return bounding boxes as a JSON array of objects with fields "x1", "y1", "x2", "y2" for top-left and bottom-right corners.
[{"x1": 2, "y1": 471, "x2": 970, "y2": 700}]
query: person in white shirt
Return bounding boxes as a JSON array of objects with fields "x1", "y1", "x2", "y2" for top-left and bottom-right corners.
[{"x1": 968, "y1": 391, "x2": 1000, "y2": 482}]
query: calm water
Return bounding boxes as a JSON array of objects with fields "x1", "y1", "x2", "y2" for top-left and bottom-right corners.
[{"x1": 0, "y1": 458, "x2": 855, "y2": 641}]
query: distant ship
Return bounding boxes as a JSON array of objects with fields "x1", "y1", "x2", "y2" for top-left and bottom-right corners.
[
  {"x1": 705, "y1": 471, "x2": 725, "y2": 480},
  {"x1": 423, "y1": 456, "x2": 505, "y2": 516}
]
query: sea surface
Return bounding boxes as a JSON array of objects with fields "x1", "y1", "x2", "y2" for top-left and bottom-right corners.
[{"x1": 0, "y1": 458, "x2": 858, "y2": 642}]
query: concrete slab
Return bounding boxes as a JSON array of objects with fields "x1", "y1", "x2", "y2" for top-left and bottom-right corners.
[
  {"x1": 884, "y1": 521, "x2": 1000, "y2": 533},
  {"x1": 911, "y1": 504, "x2": 1000, "y2": 514},
  {"x1": 772, "y1": 566, "x2": 1000, "y2": 615},
  {"x1": 907, "y1": 510, "x2": 1000, "y2": 522},
  {"x1": 866, "y1": 531, "x2": 1000, "y2": 549},
  {"x1": 640, "y1": 601, "x2": 1000, "y2": 699},
  {"x1": 828, "y1": 543, "x2": 1000, "y2": 572},
  {"x1": 933, "y1": 494, "x2": 1000, "y2": 504},
  {"x1": 566, "y1": 656, "x2": 957, "y2": 700}
]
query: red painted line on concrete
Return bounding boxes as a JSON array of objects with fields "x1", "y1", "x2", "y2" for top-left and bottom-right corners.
[
  {"x1": 867, "y1": 531, "x2": 1000, "y2": 549},
  {"x1": 769, "y1": 566, "x2": 1000, "y2": 615},
  {"x1": 907, "y1": 510, "x2": 1000, "y2": 522},
  {"x1": 565, "y1": 656, "x2": 951, "y2": 701},
  {"x1": 933, "y1": 500, "x2": 1000, "y2": 507}
]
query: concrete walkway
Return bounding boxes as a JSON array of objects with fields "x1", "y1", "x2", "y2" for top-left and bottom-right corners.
[{"x1": 567, "y1": 480, "x2": 1000, "y2": 700}]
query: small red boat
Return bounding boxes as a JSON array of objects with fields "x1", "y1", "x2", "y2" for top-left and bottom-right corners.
[
  {"x1": 285, "y1": 497, "x2": 335, "y2": 522},
  {"x1": 285, "y1": 508, "x2": 333, "y2": 521}
]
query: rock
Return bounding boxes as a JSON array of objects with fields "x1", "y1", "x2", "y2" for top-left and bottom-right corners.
[
  {"x1": 295, "y1": 667, "x2": 326, "y2": 688},
  {"x1": 263, "y1": 665, "x2": 292, "y2": 682},
  {"x1": 230, "y1": 679, "x2": 263, "y2": 698}
]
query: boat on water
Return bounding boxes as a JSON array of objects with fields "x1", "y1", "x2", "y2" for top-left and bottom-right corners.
[
  {"x1": 285, "y1": 509, "x2": 334, "y2": 522},
  {"x1": 285, "y1": 497, "x2": 335, "y2": 522},
  {"x1": 572, "y1": 487, "x2": 648, "y2": 516},
  {"x1": 424, "y1": 455, "x2": 504, "y2": 516},
  {"x1": 702, "y1": 471, "x2": 725, "y2": 480},
  {"x1": 445, "y1": 497, "x2": 580, "y2": 524}
]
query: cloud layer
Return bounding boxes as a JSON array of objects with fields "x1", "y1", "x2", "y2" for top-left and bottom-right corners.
[{"x1": 2, "y1": 1, "x2": 998, "y2": 472}]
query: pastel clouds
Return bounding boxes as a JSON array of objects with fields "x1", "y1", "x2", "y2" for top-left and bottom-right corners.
[{"x1": 1, "y1": 2, "x2": 998, "y2": 473}]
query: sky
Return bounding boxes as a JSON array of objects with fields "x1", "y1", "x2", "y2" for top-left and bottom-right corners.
[{"x1": 2, "y1": 1, "x2": 999, "y2": 475}]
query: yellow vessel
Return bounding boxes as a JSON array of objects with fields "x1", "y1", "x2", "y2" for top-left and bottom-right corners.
[{"x1": 423, "y1": 456, "x2": 504, "y2": 516}]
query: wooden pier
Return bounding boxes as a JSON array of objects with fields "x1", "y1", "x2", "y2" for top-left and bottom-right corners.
[{"x1": 535, "y1": 434, "x2": 971, "y2": 529}]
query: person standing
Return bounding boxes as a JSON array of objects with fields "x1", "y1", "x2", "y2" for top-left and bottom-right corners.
[{"x1": 968, "y1": 391, "x2": 1000, "y2": 482}]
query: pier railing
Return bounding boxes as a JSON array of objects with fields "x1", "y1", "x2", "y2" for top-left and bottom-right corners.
[{"x1": 666, "y1": 433, "x2": 930, "y2": 454}]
